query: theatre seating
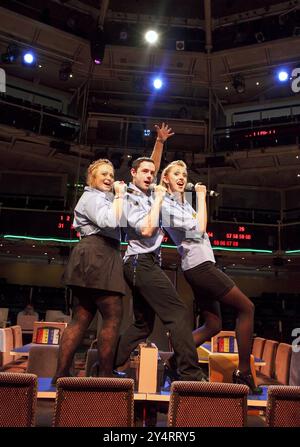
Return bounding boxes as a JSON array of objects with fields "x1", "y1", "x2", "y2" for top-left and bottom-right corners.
[
  {"x1": 209, "y1": 353, "x2": 258, "y2": 386},
  {"x1": 257, "y1": 343, "x2": 291, "y2": 386},
  {"x1": 9, "y1": 325, "x2": 28, "y2": 370},
  {"x1": 17, "y1": 315, "x2": 37, "y2": 334},
  {"x1": 266, "y1": 385, "x2": 300, "y2": 427},
  {"x1": 10, "y1": 325, "x2": 23, "y2": 350},
  {"x1": 0, "y1": 327, "x2": 14, "y2": 368},
  {"x1": 26, "y1": 345, "x2": 59, "y2": 377},
  {"x1": 167, "y1": 381, "x2": 248, "y2": 427},
  {"x1": 252, "y1": 337, "x2": 266, "y2": 371},
  {"x1": 45, "y1": 310, "x2": 71, "y2": 323},
  {"x1": 0, "y1": 308, "x2": 9, "y2": 328},
  {"x1": 0, "y1": 372, "x2": 37, "y2": 427},
  {"x1": 84, "y1": 348, "x2": 98, "y2": 376},
  {"x1": 53, "y1": 377, "x2": 134, "y2": 427},
  {"x1": 289, "y1": 350, "x2": 300, "y2": 385},
  {"x1": 256, "y1": 339, "x2": 278, "y2": 383}
]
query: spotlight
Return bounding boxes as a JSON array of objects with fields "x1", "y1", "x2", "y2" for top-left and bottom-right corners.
[
  {"x1": 176, "y1": 41, "x2": 185, "y2": 51},
  {"x1": 145, "y1": 30, "x2": 159, "y2": 44},
  {"x1": 90, "y1": 27, "x2": 106, "y2": 65},
  {"x1": 153, "y1": 78, "x2": 163, "y2": 90},
  {"x1": 278, "y1": 70, "x2": 289, "y2": 82},
  {"x1": 22, "y1": 51, "x2": 36, "y2": 65},
  {"x1": 232, "y1": 74, "x2": 245, "y2": 93},
  {"x1": 1, "y1": 45, "x2": 19, "y2": 63},
  {"x1": 255, "y1": 32, "x2": 265, "y2": 43},
  {"x1": 59, "y1": 62, "x2": 73, "y2": 81},
  {"x1": 119, "y1": 30, "x2": 128, "y2": 41}
]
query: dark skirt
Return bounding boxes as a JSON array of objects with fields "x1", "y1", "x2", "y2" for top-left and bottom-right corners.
[
  {"x1": 62, "y1": 234, "x2": 126, "y2": 295},
  {"x1": 184, "y1": 261, "x2": 235, "y2": 302}
]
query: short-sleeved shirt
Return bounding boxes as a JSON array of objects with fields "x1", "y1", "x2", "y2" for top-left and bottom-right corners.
[
  {"x1": 123, "y1": 183, "x2": 164, "y2": 261},
  {"x1": 162, "y1": 193, "x2": 215, "y2": 271},
  {"x1": 73, "y1": 186, "x2": 121, "y2": 241}
]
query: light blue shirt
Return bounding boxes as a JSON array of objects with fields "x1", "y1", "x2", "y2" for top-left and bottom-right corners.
[
  {"x1": 73, "y1": 186, "x2": 121, "y2": 241},
  {"x1": 123, "y1": 183, "x2": 164, "y2": 261},
  {"x1": 162, "y1": 193, "x2": 215, "y2": 271}
]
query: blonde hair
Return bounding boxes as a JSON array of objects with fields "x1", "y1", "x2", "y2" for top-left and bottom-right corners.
[
  {"x1": 86, "y1": 159, "x2": 114, "y2": 187},
  {"x1": 160, "y1": 160, "x2": 187, "y2": 188}
]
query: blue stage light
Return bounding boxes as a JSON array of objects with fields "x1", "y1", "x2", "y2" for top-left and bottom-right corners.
[
  {"x1": 278, "y1": 70, "x2": 289, "y2": 82},
  {"x1": 23, "y1": 52, "x2": 35, "y2": 65},
  {"x1": 153, "y1": 78, "x2": 163, "y2": 89}
]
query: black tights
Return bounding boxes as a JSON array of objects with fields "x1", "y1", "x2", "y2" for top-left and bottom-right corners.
[
  {"x1": 52, "y1": 287, "x2": 123, "y2": 382},
  {"x1": 193, "y1": 286, "x2": 254, "y2": 374}
]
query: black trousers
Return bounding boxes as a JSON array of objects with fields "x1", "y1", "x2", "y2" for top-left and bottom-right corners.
[{"x1": 115, "y1": 253, "x2": 204, "y2": 380}]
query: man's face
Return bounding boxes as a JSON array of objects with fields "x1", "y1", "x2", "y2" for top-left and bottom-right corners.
[{"x1": 131, "y1": 161, "x2": 155, "y2": 193}]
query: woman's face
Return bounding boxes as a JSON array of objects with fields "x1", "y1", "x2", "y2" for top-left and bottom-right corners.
[
  {"x1": 163, "y1": 164, "x2": 187, "y2": 193},
  {"x1": 93, "y1": 164, "x2": 114, "y2": 192}
]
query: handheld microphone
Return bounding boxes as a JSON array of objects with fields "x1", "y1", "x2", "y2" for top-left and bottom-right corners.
[
  {"x1": 124, "y1": 185, "x2": 143, "y2": 196},
  {"x1": 185, "y1": 182, "x2": 220, "y2": 197}
]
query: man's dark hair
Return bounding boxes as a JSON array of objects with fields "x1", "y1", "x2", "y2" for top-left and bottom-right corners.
[{"x1": 131, "y1": 157, "x2": 155, "y2": 171}]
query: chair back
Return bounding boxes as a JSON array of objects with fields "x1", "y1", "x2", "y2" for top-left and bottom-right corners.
[
  {"x1": 53, "y1": 377, "x2": 134, "y2": 427},
  {"x1": 0, "y1": 327, "x2": 14, "y2": 366},
  {"x1": 0, "y1": 308, "x2": 9, "y2": 328},
  {"x1": 289, "y1": 350, "x2": 300, "y2": 386},
  {"x1": 10, "y1": 325, "x2": 23, "y2": 349},
  {"x1": 0, "y1": 372, "x2": 37, "y2": 427},
  {"x1": 26, "y1": 345, "x2": 59, "y2": 377},
  {"x1": 266, "y1": 385, "x2": 300, "y2": 427},
  {"x1": 45, "y1": 310, "x2": 71, "y2": 323},
  {"x1": 274, "y1": 343, "x2": 292, "y2": 384},
  {"x1": 84, "y1": 348, "x2": 98, "y2": 376},
  {"x1": 167, "y1": 381, "x2": 248, "y2": 427},
  {"x1": 252, "y1": 337, "x2": 266, "y2": 370},
  {"x1": 17, "y1": 315, "x2": 37, "y2": 332},
  {"x1": 260, "y1": 339, "x2": 279, "y2": 377}
]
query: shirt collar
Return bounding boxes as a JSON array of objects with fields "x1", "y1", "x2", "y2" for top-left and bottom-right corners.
[
  {"x1": 168, "y1": 192, "x2": 186, "y2": 206},
  {"x1": 84, "y1": 186, "x2": 114, "y2": 200},
  {"x1": 128, "y1": 182, "x2": 151, "y2": 197}
]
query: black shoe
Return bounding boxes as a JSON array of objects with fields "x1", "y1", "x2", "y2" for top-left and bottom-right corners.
[{"x1": 232, "y1": 369, "x2": 263, "y2": 395}]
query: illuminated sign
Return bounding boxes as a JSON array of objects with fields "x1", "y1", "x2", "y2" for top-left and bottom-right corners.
[
  {"x1": 245, "y1": 129, "x2": 276, "y2": 138},
  {"x1": 0, "y1": 210, "x2": 278, "y2": 250}
]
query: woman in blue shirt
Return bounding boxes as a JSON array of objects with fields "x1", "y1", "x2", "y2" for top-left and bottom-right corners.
[
  {"x1": 52, "y1": 159, "x2": 126, "y2": 383},
  {"x1": 160, "y1": 160, "x2": 261, "y2": 394}
]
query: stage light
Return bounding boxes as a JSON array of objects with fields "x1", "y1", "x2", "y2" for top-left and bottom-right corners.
[
  {"x1": 176, "y1": 40, "x2": 185, "y2": 51},
  {"x1": 145, "y1": 30, "x2": 159, "y2": 44},
  {"x1": 90, "y1": 27, "x2": 106, "y2": 65},
  {"x1": 23, "y1": 51, "x2": 36, "y2": 65},
  {"x1": 278, "y1": 70, "x2": 289, "y2": 82},
  {"x1": 153, "y1": 78, "x2": 163, "y2": 89},
  {"x1": 59, "y1": 62, "x2": 73, "y2": 81},
  {"x1": 255, "y1": 32, "x2": 265, "y2": 43},
  {"x1": 1, "y1": 45, "x2": 19, "y2": 63},
  {"x1": 232, "y1": 74, "x2": 245, "y2": 93}
]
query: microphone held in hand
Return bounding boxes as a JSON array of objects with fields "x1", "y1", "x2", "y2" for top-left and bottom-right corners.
[{"x1": 185, "y1": 182, "x2": 220, "y2": 197}]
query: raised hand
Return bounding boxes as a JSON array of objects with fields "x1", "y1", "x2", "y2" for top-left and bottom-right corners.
[
  {"x1": 113, "y1": 181, "x2": 126, "y2": 197},
  {"x1": 153, "y1": 184, "x2": 167, "y2": 201},
  {"x1": 194, "y1": 183, "x2": 207, "y2": 195},
  {"x1": 154, "y1": 122, "x2": 175, "y2": 143}
]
